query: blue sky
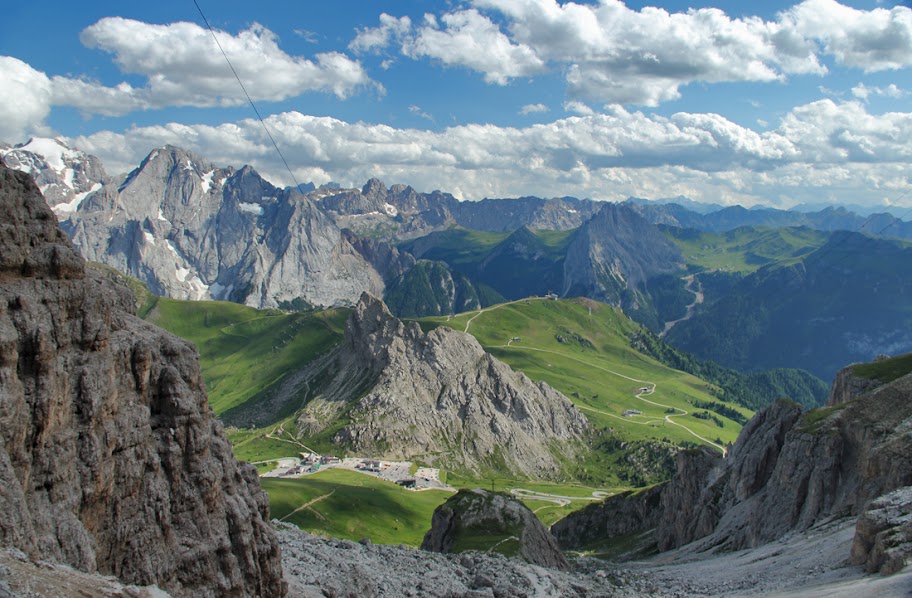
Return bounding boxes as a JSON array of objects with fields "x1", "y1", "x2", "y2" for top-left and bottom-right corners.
[{"x1": 2, "y1": 1, "x2": 911, "y2": 209}]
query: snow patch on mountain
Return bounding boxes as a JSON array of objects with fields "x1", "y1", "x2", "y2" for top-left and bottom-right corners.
[
  {"x1": 53, "y1": 182, "x2": 102, "y2": 216},
  {"x1": 17, "y1": 138, "x2": 79, "y2": 171},
  {"x1": 201, "y1": 170, "x2": 215, "y2": 193}
]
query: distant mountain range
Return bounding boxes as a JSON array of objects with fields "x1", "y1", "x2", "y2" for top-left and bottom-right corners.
[{"x1": 4, "y1": 137, "x2": 911, "y2": 380}]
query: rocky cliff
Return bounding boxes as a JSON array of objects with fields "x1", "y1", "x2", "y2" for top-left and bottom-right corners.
[
  {"x1": 556, "y1": 360, "x2": 912, "y2": 574},
  {"x1": 551, "y1": 485, "x2": 664, "y2": 553},
  {"x1": 227, "y1": 293, "x2": 589, "y2": 479},
  {"x1": 0, "y1": 164, "x2": 285, "y2": 596},
  {"x1": 8, "y1": 140, "x2": 385, "y2": 309},
  {"x1": 656, "y1": 368, "x2": 911, "y2": 558},
  {"x1": 421, "y1": 489, "x2": 569, "y2": 570}
]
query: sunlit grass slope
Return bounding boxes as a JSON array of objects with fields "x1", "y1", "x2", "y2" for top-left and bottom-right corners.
[
  {"x1": 422, "y1": 298, "x2": 751, "y2": 448},
  {"x1": 263, "y1": 470, "x2": 452, "y2": 546},
  {"x1": 664, "y1": 226, "x2": 829, "y2": 273},
  {"x1": 145, "y1": 299, "x2": 348, "y2": 415}
]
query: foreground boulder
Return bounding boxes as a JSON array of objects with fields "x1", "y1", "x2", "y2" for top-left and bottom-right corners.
[
  {"x1": 0, "y1": 164, "x2": 285, "y2": 596},
  {"x1": 421, "y1": 489, "x2": 569, "y2": 570}
]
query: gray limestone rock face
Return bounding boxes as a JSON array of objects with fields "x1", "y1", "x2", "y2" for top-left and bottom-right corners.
[
  {"x1": 561, "y1": 202, "x2": 685, "y2": 318},
  {"x1": 852, "y1": 486, "x2": 912, "y2": 574},
  {"x1": 325, "y1": 294, "x2": 590, "y2": 478},
  {"x1": 0, "y1": 165, "x2": 285, "y2": 596},
  {"x1": 10, "y1": 142, "x2": 385, "y2": 309},
  {"x1": 657, "y1": 370, "x2": 912, "y2": 554},
  {"x1": 828, "y1": 364, "x2": 882, "y2": 406},
  {"x1": 421, "y1": 489, "x2": 570, "y2": 570},
  {"x1": 564, "y1": 364, "x2": 911, "y2": 570},
  {"x1": 227, "y1": 292, "x2": 589, "y2": 479},
  {"x1": 343, "y1": 229, "x2": 417, "y2": 284}
]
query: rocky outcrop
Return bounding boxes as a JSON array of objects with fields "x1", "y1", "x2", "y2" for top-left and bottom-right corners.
[
  {"x1": 0, "y1": 165, "x2": 285, "y2": 596},
  {"x1": 560, "y1": 364, "x2": 911, "y2": 566},
  {"x1": 421, "y1": 489, "x2": 569, "y2": 570},
  {"x1": 852, "y1": 486, "x2": 912, "y2": 574},
  {"x1": 232, "y1": 293, "x2": 589, "y2": 478},
  {"x1": 669, "y1": 372, "x2": 911, "y2": 551},
  {"x1": 828, "y1": 363, "x2": 882, "y2": 406},
  {"x1": 551, "y1": 484, "x2": 664, "y2": 551},
  {"x1": 330, "y1": 295, "x2": 590, "y2": 477}
]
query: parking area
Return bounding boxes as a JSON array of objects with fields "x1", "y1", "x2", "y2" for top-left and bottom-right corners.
[{"x1": 262, "y1": 454, "x2": 454, "y2": 491}]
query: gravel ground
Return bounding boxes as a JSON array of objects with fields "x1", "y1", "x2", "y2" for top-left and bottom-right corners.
[
  {"x1": 277, "y1": 518, "x2": 912, "y2": 598},
  {"x1": 635, "y1": 517, "x2": 911, "y2": 597},
  {"x1": 2, "y1": 519, "x2": 907, "y2": 597}
]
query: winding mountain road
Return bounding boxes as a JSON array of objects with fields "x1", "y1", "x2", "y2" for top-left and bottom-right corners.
[
  {"x1": 660, "y1": 274, "x2": 704, "y2": 338},
  {"x1": 467, "y1": 297, "x2": 727, "y2": 456}
]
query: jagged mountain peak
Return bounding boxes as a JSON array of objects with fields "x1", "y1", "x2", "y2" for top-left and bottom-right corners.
[
  {"x1": 361, "y1": 177, "x2": 387, "y2": 198},
  {"x1": 1, "y1": 137, "x2": 109, "y2": 219},
  {"x1": 562, "y1": 200, "x2": 684, "y2": 318},
  {"x1": 347, "y1": 291, "x2": 406, "y2": 346}
]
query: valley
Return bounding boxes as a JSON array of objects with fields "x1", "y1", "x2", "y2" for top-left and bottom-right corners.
[
  {"x1": 141, "y1": 288, "x2": 754, "y2": 543},
  {"x1": 3, "y1": 0, "x2": 912, "y2": 588},
  {"x1": 2, "y1": 141, "x2": 911, "y2": 596}
]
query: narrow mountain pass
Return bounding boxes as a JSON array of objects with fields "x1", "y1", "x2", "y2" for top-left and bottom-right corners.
[{"x1": 660, "y1": 274, "x2": 704, "y2": 338}]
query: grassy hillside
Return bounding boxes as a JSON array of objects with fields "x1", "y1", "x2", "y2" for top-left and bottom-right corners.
[
  {"x1": 263, "y1": 468, "x2": 618, "y2": 546},
  {"x1": 664, "y1": 226, "x2": 829, "y2": 273},
  {"x1": 852, "y1": 352, "x2": 912, "y2": 383},
  {"x1": 421, "y1": 298, "x2": 752, "y2": 455},
  {"x1": 144, "y1": 299, "x2": 348, "y2": 415},
  {"x1": 400, "y1": 226, "x2": 512, "y2": 265},
  {"x1": 263, "y1": 470, "x2": 451, "y2": 546}
]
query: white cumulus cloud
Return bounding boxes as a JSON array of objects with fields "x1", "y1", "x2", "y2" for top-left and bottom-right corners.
[
  {"x1": 79, "y1": 17, "x2": 374, "y2": 107},
  {"x1": 0, "y1": 57, "x2": 53, "y2": 142},
  {"x1": 851, "y1": 82, "x2": 906, "y2": 101},
  {"x1": 357, "y1": 0, "x2": 912, "y2": 106},
  {"x1": 69, "y1": 100, "x2": 912, "y2": 209},
  {"x1": 404, "y1": 8, "x2": 546, "y2": 84},
  {"x1": 781, "y1": 0, "x2": 912, "y2": 71},
  {"x1": 519, "y1": 103, "x2": 549, "y2": 115}
]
